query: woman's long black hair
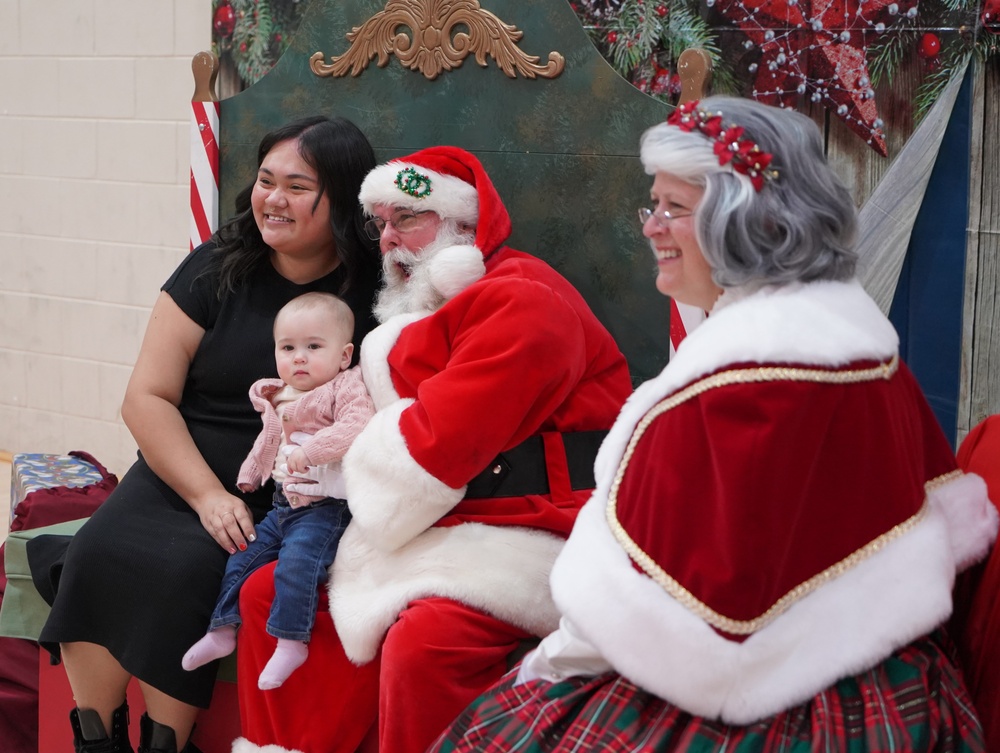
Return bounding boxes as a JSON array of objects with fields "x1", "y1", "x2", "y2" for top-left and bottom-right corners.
[{"x1": 208, "y1": 115, "x2": 379, "y2": 297}]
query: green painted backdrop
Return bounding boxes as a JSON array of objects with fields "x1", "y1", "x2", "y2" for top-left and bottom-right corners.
[{"x1": 219, "y1": 0, "x2": 672, "y2": 384}]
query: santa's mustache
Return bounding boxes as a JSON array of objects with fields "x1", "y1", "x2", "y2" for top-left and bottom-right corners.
[
  {"x1": 372, "y1": 226, "x2": 476, "y2": 323},
  {"x1": 382, "y1": 248, "x2": 421, "y2": 282}
]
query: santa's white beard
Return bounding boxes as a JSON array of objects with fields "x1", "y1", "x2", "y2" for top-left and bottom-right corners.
[{"x1": 373, "y1": 227, "x2": 475, "y2": 323}]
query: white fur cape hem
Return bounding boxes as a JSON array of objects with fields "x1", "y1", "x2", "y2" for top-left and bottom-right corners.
[
  {"x1": 331, "y1": 521, "x2": 564, "y2": 664},
  {"x1": 551, "y1": 471, "x2": 994, "y2": 724},
  {"x1": 231, "y1": 738, "x2": 304, "y2": 753}
]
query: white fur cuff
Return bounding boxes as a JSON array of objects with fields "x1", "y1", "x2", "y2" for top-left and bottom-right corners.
[
  {"x1": 343, "y1": 399, "x2": 465, "y2": 552},
  {"x1": 930, "y1": 471, "x2": 998, "y2": 570}
]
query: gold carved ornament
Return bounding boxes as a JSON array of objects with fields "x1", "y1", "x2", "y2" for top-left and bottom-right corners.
[{"x1": 310, "y1": 0, "x2": 565, "y2": 81}]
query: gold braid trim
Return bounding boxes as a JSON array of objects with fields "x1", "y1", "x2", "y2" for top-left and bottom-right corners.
[{"x1": 604, "y1": 355, "x2": 957, "y2": 636}]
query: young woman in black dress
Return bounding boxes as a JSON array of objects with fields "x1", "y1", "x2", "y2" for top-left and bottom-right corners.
[{"x1": 39, "y1": 115, "x2": 380, "y2": 753}]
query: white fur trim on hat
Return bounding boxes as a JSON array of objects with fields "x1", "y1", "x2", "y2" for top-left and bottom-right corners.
[
  {"x1": 427, "y1": 244, "x2": 486, "y2": 299},
  {"x1": 359, "y1": 161, "x2": 479, "y2": 225}
]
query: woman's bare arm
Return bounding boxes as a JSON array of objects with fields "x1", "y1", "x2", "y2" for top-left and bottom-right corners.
[{"x1": 122, "y1": 291, "x2": 255, "y2": 552}]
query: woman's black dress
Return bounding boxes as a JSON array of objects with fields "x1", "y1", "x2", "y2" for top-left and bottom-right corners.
[{"x1": 39, "y1": 243, "x2": 378, "y2": 707}]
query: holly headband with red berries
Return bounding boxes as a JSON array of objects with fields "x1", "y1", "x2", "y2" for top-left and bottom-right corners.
[{"x1": 666, "y1": 101, "x2": 779, "y2": 192}]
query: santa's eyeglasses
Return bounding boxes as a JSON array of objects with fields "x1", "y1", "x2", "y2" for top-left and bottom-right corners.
[{"x1": 364, "y1": 210, "x2": 434, "y2": 240}]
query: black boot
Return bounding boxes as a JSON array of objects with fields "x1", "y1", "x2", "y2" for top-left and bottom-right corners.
[
  {"x1": 136, "y1": 714, "x2": 203, "y2": 753},
  {"x1": 69, "y1": 701, "x2": 133, "y2": 753},
  {"x1": 137, "y1": 714, "x2": 174, "y2": 753}
]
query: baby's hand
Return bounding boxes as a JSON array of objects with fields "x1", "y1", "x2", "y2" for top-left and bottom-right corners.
[{"x1": 285, "y1": 447, "x2": 311, "y2": 476}]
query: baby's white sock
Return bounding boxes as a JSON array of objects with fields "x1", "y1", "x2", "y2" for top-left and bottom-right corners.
[
  {"x1": 181, "y1": 625, "x2": 237, "y2": 671},
  {"x1": 258, "y1": 639, "x2": 309, "y2": 690}
]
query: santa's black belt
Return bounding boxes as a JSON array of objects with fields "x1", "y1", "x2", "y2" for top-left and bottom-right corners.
[{"x1": 464, "y1": 430, "x2": 608, "y2": 499}]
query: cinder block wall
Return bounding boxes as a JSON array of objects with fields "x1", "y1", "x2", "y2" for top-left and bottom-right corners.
[{"x1": 0, "y1": 0, "x2": 210, "y2": 474}]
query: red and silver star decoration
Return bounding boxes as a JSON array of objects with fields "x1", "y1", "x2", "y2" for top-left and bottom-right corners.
[
  {"x1": 983, "y1": 0, "x2": 1000, "y2": 33},
  {"x1": 711, "y1": 0, "x2": 919, "y2": 155}
]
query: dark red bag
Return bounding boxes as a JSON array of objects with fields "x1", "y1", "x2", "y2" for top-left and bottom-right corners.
[
  {"x1": 0, "y1": 450, "x2": 118, "y2": 753},
  {"x1": 0, "y1": 559, "x2": 37, "y2": 753}
]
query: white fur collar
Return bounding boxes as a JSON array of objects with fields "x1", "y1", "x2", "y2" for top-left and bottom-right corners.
[
  {"x1": 677, "y1": 279, "x2": 897, "y2": 386},
  {"x1": 358, "y1": 246, "x2": 485, "y2": 410},
  {"x1": 359, "y1": 312, "x2": 427, "y2": 409},
  {"x1": 597, "y1": 280, "x2": 896, "y2": 482}
]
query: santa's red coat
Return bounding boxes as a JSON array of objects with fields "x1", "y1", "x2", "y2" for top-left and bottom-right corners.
[{"x1": 332, "y1": 244, "x2": 633, "y2": 663}]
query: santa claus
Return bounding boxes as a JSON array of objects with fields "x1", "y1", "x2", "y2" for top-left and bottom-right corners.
[{"x1": 233, "y1": 146, "x2": 634, "y2": 753}]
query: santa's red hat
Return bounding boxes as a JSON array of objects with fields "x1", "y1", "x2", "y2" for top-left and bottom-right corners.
[{"x1": 359, "y1": 146, "x2": 512, "y2": 260}]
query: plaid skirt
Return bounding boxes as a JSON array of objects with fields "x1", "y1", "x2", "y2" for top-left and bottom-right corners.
[{"x1": 429, "y1": 633, "x2": 984, "y2": 753}]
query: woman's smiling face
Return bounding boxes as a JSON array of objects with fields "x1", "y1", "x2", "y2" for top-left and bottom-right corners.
[
  {"x1": 642, "y1": 171, "x2": 721, "y2": 311},
  {"x1": 251, "y1": 138, "x2": 335, "y2": 262}
]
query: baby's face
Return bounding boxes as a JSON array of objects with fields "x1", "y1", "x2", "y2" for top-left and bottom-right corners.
[{"x1": 273, "y1": 308, "x2": 353, "y2": 391}]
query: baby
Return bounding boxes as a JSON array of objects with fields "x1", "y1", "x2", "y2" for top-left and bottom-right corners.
[{"x1": 182, "y1": 291, "x2": 374, "y2": 689}]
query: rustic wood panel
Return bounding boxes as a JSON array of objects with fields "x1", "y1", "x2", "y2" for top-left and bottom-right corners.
[
  {"x1": 802, "y1": 53, "x2": 922, "y2": 209},
  {"x1": 958, "y1": 55, "x2": 1000, "y2": 444}
]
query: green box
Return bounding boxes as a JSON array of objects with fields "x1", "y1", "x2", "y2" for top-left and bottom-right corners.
[{"x1": 0, "y1": 518, "x2": 88, "y2": 641}]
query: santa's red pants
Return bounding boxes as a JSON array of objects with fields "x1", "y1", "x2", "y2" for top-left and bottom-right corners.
[{"x1": 236, "y1": 562, "x2": 533, "y2": 753}]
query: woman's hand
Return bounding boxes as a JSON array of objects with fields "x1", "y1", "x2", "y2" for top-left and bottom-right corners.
[{"x1": 191, "y1": 490, "x2": 256, "y2": 554}]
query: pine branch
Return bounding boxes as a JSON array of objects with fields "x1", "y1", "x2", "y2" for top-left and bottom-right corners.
[
  {"x1": 913, "y1": 46, "x2": 970, "y2": 121},
  {"x1": 231, "y1": 0, "x2": 277, "y2": 84},
  {"x1": 973, "y1": 33, "x2": 1000, "y2": 63},
  {"x1": 868, "y1": 29, "x2": 913, "y2": 87},
  {"x1": 607, "y1": 2, "x2": 666, "y2": 74},
  {"x1": 938, "y1": 0, "x2": 975, "y2": 12}
]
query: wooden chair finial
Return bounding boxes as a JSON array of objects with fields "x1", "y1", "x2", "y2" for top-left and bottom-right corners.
[
  {"x1": 192, "y1": 51, "x2": 220, "y2": 103},
  {"x1": 677, "y1": 49, "x2": 712, "y2": 105}
]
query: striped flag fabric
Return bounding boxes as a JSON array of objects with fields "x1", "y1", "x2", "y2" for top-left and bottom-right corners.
[{"x1": 189, "y1": 99, "x2": 220, "y2": 250}]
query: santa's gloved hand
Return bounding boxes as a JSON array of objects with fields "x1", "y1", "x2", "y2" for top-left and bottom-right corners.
[
  {"x1": 280, "y1": 432, "x2": 348, "y2": 499},
  {"x1": 283, "y1": 464, "x2": 347, "y2": 500}
]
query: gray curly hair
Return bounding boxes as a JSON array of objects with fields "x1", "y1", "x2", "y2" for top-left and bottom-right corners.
[{"x1": 640, "y1": 96, "x2": 858, "y2": 289}]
